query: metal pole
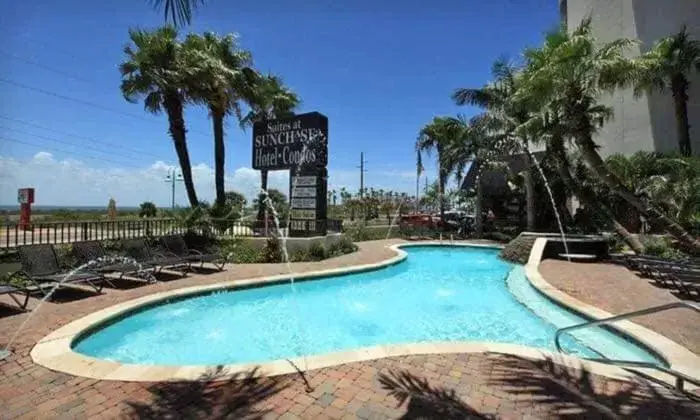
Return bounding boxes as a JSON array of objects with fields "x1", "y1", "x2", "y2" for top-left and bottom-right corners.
[
  {"x1": 359, "y1": 152, "x2": 364, "y2": 198},
  {"x1": 171, "y1": 170, "x2": 176, "y2": 210},
  {"x1": 416, "y1": 170, "x2": 420, "y2": 212}
]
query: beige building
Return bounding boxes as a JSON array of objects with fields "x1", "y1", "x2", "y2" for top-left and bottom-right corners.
[{"x1": 560, "y1": 0, "x2": 700, "y2": 157}]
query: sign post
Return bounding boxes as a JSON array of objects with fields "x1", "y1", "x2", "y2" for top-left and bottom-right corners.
[
  {"x1": 17, "y1": 188, "x2": 35, "y2": 231},
  {"x1": 252, "y1": 112, "x2": 329, "y2": 237}
]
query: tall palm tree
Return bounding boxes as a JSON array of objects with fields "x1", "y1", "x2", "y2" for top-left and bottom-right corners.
[
  {"x1": 120, "y1": 26, "x2": 199, "y2": 207},
  {"x1": 517, "y1": 108, "x2": 646, "y2": 252},
  {"x1": 521, "y1": 19, "x2": 700, "y2": 253},
  {"x1": 416, "y1": 117, "x2": 465, "y2": 224},
  {"x1": 240, "y1": 74, "x2": 300, "y2": 127},
  {"x1": 183, "y1": 32, "x2": 254, "y2": 207},
  {"x1": 453, "y1": 60, "x2": 537, "y2": 231},
  {"x1": 150, "y1": 0, "x2": 205, "y2": 27},
  {"x1": 633, "y1": 25, "x2": 700, "y2": 156},
  {"x1": 441, "y1": 114, "x2": 509, "y2": 237},
  {"x1": 239, "y1": 74, "x2": 300, "y2": 222}
]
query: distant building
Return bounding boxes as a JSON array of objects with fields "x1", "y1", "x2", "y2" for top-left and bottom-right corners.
[{"x1": 561, "y1": 0, "x2": 700, "y2": 157}]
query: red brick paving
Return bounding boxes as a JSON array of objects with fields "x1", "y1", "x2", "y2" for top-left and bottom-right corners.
[{"x1": 1, "y1": 241, "x2": 699, "y2": 418}]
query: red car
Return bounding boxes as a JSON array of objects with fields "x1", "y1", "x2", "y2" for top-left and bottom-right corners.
[{"x1": 399, "y1": 213, "x2": 443, "y2": 229}]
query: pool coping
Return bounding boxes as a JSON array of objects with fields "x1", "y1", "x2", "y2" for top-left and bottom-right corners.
[
  {"x1": 30, "y1": 241, "x2": 700, "y2": 387},
  {"x1": 525, "y1": 237, "x2": 700, "y2": 389}
]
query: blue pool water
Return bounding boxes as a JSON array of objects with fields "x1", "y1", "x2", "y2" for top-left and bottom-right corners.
[{"x1": 74, "y1": 246, "x2": 663, "y2": 366}]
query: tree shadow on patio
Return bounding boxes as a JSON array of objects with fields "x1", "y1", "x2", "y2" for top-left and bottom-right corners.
[
  {"x1": 483, "y1": 352, "x2": 700, "y2": 419},
  {"x1": 378, "y1": 369, "x2": 489, "y2": 419},
  {"x1": 44, "y1": 286, "x2": 99, "y2": 303},
  {"x1": 125, "y1": 365, "x2": 288, "y2": 419}
]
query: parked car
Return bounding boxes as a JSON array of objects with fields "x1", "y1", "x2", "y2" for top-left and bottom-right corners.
[{"x1": 399, "y1": 213, "x2": 440, "y2": 229}]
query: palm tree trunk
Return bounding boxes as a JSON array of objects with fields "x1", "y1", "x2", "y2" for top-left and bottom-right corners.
[
  {"x1": 549, "y1": 141, "x2": 645, "y2": 253},
  {"x1": 437, "y1": 147, "x2": 447, "y2": 228},
  {"x1": 523, "y1": 152, "x2": 536, "y2": 231},
  {"x1": 574, "y1": 134, "x2": 700, "y2": 254},
  {"x1": 474, "y1": 164, "x2": 484, "y2": 238},
  {"x1": 212, "y1": 108, "x2": 226, "y2": 207},
  {"x1": 165, "y1": 97, "x2": 198, "y2": 207},
  {"x1": 671, "y1": 75, "x2": 692, "y2": 157}
]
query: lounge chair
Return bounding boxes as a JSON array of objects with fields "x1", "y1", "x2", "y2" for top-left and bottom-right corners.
[
  {"x1": 122, "y1": 239, "x2": 188, "y2": 274},
  {"x1": 644, "y1": 265, "x2": 700, "y2": 288},
  {"x1": 637, "y1": 259, "x2": 700, "y2": 279},
  {"x1": 665, "y1": 272, "x2": 700, "y2": 297},
  {"x1": 623, "y1": 255, "x2": 687, "y2": 272},
  {"x1": 72, "y1": 241, "x2": 156, "y2": 283},
  {"x1": 161, "y1": 234, "x2": 228, "y2": 271},
  {"x1": 0, "y1": 283, "x2": 31, "y2": 310},
  {"x1": 15, "y1": 244, "x2": 109, "y2": 296}
]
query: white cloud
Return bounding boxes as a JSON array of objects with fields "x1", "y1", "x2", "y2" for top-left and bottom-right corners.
[{"x1": 0, "y1": 152, "x2": 422, "y2": 207}]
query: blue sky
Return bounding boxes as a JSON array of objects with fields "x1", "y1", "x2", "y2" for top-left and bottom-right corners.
[{"x1": 0, "y1": 0, "x2": 559, "y2": 206}]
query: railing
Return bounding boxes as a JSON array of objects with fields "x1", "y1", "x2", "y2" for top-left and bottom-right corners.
[
  {"x1": 1, "y1": 218, "x2": 343, "y2": 248},
  {"x1": 554, "y1": 302, "x2": 700, "y2": 391}
]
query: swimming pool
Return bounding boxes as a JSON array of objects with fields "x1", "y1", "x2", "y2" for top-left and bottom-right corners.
[{"x1": 73, "y1": 245, "x2": 663, "y2": 366}]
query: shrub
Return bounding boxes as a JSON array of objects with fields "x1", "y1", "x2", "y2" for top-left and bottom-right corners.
[
  {"x1": 308, "y1": 242, "x2": 328, "y2": 261},
  {"x1": 499, "y1": 235, "x2": 537, "y2": 264},
  {"x1": 640, "y1": 235, "x2": 686, "y2": 260},
  {"x1": 336, "y1": 236, "x2": 358, "y2": 254},
  {"x1": 183, "y1": 231, "x2": 217, "y2": 251},
  {"x1": 220, "y1": 238, "x2": 264, "y2": 264},
  {"x1": 262, "y1": 237, "x2": 284, "y2": 263},
  {"x1": 290, "y1": 248, "x2": 311, "y2": 262},
  {"x1": 139, "y1": 201, "x2": 157, "y2": 218}
]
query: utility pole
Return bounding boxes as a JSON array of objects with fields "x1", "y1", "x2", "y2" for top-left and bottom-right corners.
[
  {"x1": 357, "y1": 152, "x2": 368, "y2": 198},
  {"x1": 164, "y1": 170, "x2": 183, "y2": 210}
]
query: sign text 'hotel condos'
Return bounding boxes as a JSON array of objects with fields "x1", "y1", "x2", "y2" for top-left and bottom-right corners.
[{"x1": 252, "y1": 112, "x2": 328, "y2": 171}]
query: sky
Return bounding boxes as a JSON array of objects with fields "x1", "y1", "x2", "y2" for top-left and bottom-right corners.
[{"x1": 0, "y1": 0, "x2": 560, "y2": 207}]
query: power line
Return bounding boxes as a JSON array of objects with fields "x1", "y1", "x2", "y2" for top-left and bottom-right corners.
[
  {"x1": 0, "y1": 136, "x2": 146, "y2": 168},
  {"x1": 0, "y1": 115, "x2": 166, "y2": 160},
  {"x1": 0, "y1": 77, "x2": 156, "y2": 122},
  {"x1": 0, "y1": 77, "x2": 211, "y2": 137},
  {"x1": 0, "y1": 32, "x2": 79, "y2": 59},
  {"x1": 0, "y1": 49, "x2": 95, "y2": 85},
  {"x1": 0, "y1": 125, "x2": 159, "y2": 162}
]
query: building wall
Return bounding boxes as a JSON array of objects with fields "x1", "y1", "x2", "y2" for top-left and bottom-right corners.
[{"x1": 562, "y1": 0, "x2": 700, "y2": 157}]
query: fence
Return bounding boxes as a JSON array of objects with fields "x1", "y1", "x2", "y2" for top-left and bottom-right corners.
[{"x1": 1, "y1": 218, "x2": 343, "y2": 249}]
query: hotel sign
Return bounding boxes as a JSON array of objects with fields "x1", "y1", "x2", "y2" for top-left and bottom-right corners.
[
  {"x1": 289, "y1": 167, "x2": 328, "y2": 237},
  {"x1": 252, "y1": 112, "x2": 328, "y2": 171},
  {"x1": 252, "y1": 112, "x2": 330, "y2": 237}
]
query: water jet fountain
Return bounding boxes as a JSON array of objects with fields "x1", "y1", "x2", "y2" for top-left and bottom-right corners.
[{"x1": 1, "y1": 256, "x2": 150, "y2": 361}]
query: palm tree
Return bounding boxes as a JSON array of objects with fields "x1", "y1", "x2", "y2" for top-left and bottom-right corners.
[
  {"x1": 183, "y1": 32, "x2": 254, "y2": 207},
  {"x1": 453, "y1": 60, "x2": 537, "y2": 231},
  {"x1": 150, "y1": 0, "x2": 205, "y2": 27},
  {"x1": 521, "y1": 19, "x2": 700, "y2": 253},
  {"x1": 120, "y1": 26, "x2": 199, "y2": 207},
  {"x1": 239, "y1": 74, "x2": 300, "y2": 223},
  {"x1": 416, "y1": 117, "x2": 465, "y2": 225},
  {"x1": 634, "y1": 25, "x2": 700, "y2": 157},
  {"x1": 240, "y1": 74, "x2": 300, "y2": 126}
]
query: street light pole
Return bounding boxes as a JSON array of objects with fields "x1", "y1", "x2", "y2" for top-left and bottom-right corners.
[{"x1": 164, "y1": 170, "x2": 184, "y2": 210}]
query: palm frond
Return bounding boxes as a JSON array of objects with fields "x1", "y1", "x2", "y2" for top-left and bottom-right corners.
[
  {"x1": 378, "y1": 370, "x2": 483, "y2": 418},
  {"x1": 150, "y1": 0, "x2": 205, "y2": 27},
  {"x1": 452, "y1": 87, "x2": 496, "y2": 107}
]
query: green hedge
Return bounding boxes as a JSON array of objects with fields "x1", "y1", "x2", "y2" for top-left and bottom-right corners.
[{"x1": 219, "y1": 236, "x2": 358, "y2": 264}]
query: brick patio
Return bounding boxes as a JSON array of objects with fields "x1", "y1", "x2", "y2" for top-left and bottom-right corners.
[{"x1": 1, "y1": 240, "x2": 698, "y2": 419}]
